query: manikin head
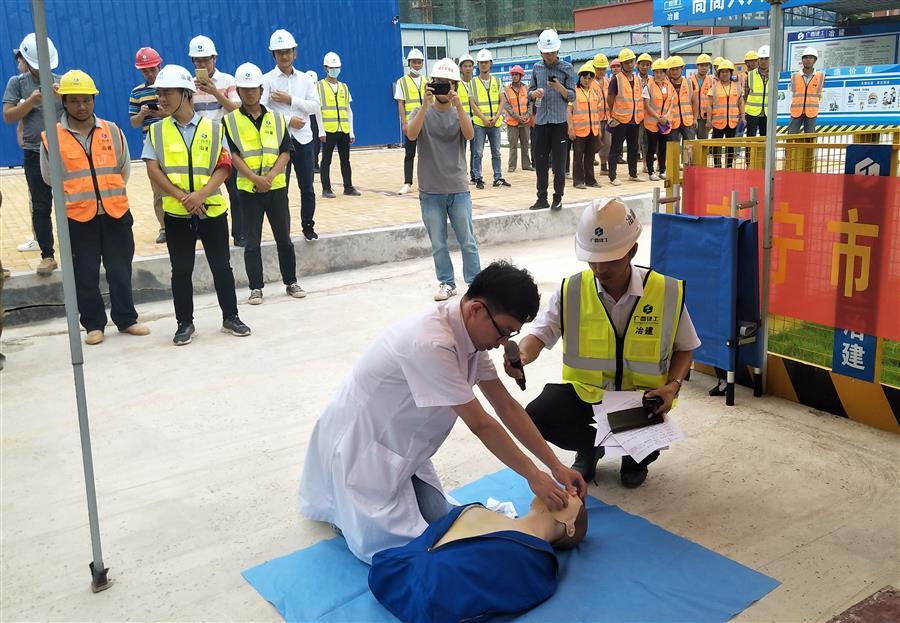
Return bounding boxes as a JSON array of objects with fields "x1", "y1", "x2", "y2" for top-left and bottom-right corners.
[{"x1": 529, "y1": 494, "x2": 588, "y2": 549}]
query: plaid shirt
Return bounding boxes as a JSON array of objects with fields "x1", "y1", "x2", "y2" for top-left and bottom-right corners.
[{"x1": 528, "y1": 59, "x2": 576, "y2": 125}]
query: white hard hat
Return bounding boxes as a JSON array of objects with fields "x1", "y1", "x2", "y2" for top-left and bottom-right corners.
[
  {"x1": 801, "y1": 46, "x2": 818, "y2": 59},
  {"x1": 459, "y1": 53, "x2": 474, "y2": 64},
  {"x1": 476, "y1": 49, "x2": 493, "y2": 62},
  {"x1": 537, "y1": 29, "x2": 562, "y2": 53},
  {"x1": 407, "y1": 48, "x2": 425, "y2": 62},
  {"x1": 757, "y1": 44, "x2": 770, "y2": 59},
  {"x1": 430, "y1": 57, "x2": 461, "y2": 81},
  {"x1": 269, "y1": 29, "x2": 297, "y2": 51},
  {"x1": 188, "y1": 35, "x2": 217, "y2": 57},
  {"x1": 234, "y1": 62, "x2": 264, "y2": 88},
  {"x1": 305, "y1": 69, "x2": 318, "y2": 81},
  {"x1": 18, "y1": 33, "x2": 58, "y2": 70},
  {"x1": 153, "y1": 65, "x2": 197, "y2": 92},
  {"x1": 575, "y1": 197, "x2": 642, "y2": 263},
  {"x1": 323, "y1": 52, "x2": 341, "y2": 68}
]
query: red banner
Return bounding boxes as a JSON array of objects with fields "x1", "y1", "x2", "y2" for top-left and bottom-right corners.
[{"x1": 682, "y1": 166, "x2": 900, "y2": 341}]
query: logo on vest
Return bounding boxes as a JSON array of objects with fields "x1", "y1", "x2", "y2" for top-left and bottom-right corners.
[{"x1": 643, "y1": 304, "x2": 653, "y2": 314}]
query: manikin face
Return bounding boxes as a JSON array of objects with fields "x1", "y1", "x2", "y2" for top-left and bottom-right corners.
[{"x1": 530, "y1": 494, "x2": 584, "y2": 538}]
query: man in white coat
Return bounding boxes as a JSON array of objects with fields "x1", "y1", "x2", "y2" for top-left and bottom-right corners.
[{"x1": 299, "y1": 261, "x2": 587, "y2": 563}]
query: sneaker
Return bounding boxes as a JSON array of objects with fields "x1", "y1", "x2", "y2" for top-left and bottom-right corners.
[
  {"x1": 155, "y1": 231, "x2": 167, "y2": 244},
  {"x1": 574, "y1": 183, "x2": 587, "y2": 189},
  {"x1": 398, "y1": 183, "x2": 412, "y2": 195},
  {"x1": 434, "y1": 283, "x2": 457, "y2": 301},
  {"x1": 550, "y1": 197, "x2": 563, "y2": 211},
  {"x1": 475, "y1": 179, "x2": 485, "y2": 190},
  {"x1": 248, "y1": 289, "x2": 264, "y2": 305},
  {"x1": 660, "y1": 173, "x2": 667, "y2": 180},
  {"x1": 587, "y1": 181, "x2": 602, "y2": 188},
  {"x1": 17, "y1": 239, "x2": 39, "y2": 252},
  {"x1": 84, "y1": 330, "x2": 105, "y2": 345},
  {"x1": 343, "y1": 187, "x2": 361, "y2": 196},
  {"x1": 508, "y1": 167, "x2": 516, "y2": 173},
  {"x1": 322, "y1": 189, "x2": 336, "y2": 199},
  {"x1": 629, "y1": 175, "x2": 640, "y2": 182},
  {"x1": 222, "y1": 315, "x2": 251, "y2": 337},
  {"x1": 303, "y1": 228, "x2": 319, "y2": 241},
  {"x1": 610, "y1": 178, "x2": 623, "y2": 187},
  {"x1": 173, "y1": 322, "x2": 195, "y2": 346},
  {"x1": 522, "y1": 166, "x2": 534, "y2": 171},
  {"x1": 493, "y1": 178, "x2": 511, "y2": 187},
  {"x1": 36, "y1": 257, "x2": 58, "y2": 276},
  {"x1": 649, "y1": 173, "x2": 660, "y2": 181},
  {"x1": 286, "y1": 283, "x2": 307, "y2": 298},
  {"x1": 119, "y1": 323, "x2": 150, "y2": 336},
  {"x1": 528, "y1": 199, "x2": 550, "y2": 211}
]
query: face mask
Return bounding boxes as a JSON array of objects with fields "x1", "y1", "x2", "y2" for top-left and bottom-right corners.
[
  {"x1": 327, "y1": 68, "x2": 341, "y2": 78},
  {"x1": 409, "y1": 67, "x2": 421, "y2": 77}
]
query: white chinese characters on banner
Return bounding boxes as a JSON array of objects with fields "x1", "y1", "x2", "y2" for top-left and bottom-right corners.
[{"x1": 840, "y1": 330, "x2": 867, "y2": 371}]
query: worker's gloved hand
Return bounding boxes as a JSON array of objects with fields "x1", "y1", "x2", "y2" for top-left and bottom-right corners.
[
  {"x1": 551, "y1": 464, "x2": 587, "y2": 499},
  {"x1": 528, "y1": 471, "x2": 569, "y2": 511}
]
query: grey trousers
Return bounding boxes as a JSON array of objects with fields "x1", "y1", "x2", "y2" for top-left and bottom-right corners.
[{"x1": 507, "y1": 124, "x2": 532, "y2": 171}]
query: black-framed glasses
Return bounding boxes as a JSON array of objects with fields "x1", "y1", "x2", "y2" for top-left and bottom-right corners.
[{"x1": 479, "y1": 300, "x2": 520, "y2": 339}]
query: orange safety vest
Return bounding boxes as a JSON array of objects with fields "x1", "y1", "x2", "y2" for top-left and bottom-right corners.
[
  {"x1": 710, "y1": 80, "x2": 740, "y2": 130},
  {"x1": 790, "y1": 71, "x2": 824, "y2": 118},
  {"x1": 41, "y1": 118, "x2": 129, "y2": 222},
  {"x1": 643, "y1": 77, "x2": 674, "y2": 134},
  {"x1": 669, "y1": 78, "x2": 695, "y2": 129},
  {"x1": 504, "y1": 83, "x2": 529, "y2": 126},
  {"x1": 590, "y1": 76, "x2": 609, "y2": 121},
  {"x1": 611, "y1": 72, "x2": 644, "y2": 125},
  {"x1": 571, "y1": 85, "x2": 602, "y2": 137},
  {"x1": 690, "y1": 73, "x2": 713, "y2": 120}
]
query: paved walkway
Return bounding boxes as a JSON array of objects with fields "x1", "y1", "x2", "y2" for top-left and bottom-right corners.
[{"x1": 1, "y1": 146, "x2": 662, "y2": 272}]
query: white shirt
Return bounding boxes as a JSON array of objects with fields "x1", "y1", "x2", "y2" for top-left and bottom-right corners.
[
  {"x1": 261, "y1": 66, "x2": 321, "y2": 144},
  {"x1": 193, "y1": 70, "x2": 239, "y2": 124},
  {"x1": 393, "y1": 74, "x2": 423, "y2": 101},
  {"x1": 529, "y1": 266, "x2": 702, "y2": 352},
  {"x1": 298, "y1": 300, "x2": 497, "y2": 563}
]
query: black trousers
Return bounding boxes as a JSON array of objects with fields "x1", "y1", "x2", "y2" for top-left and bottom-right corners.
[
  {"x1": 224, "y1": 167, "x2": 243, "y2": 242},
  {"x1": 23, "y1": 149, "x2": 55, "y2": 259},
  {"x1": 746, "y1": 115, "x2": 767, "y2": 137},
  {"x1": 711, "y1": 126, "x2": 737, "y2": 168},
  {"x1": 285, "y1": 138, "x2": 317, "y2": 231},
  {"x1": 609, "y1": 123, "x2": 640, "y2": 181},
  {"x1": 320, "y1": 131, "x2": 353, "y2": 191},
  {"x1": 69, "y1": 211, "x2": 138, "y2": 332},
  {"x1": 527, "y1": 383, "x2": 660, "y2": 473},
  {"x1": 241, "y1": 188, "x2": 296, "y2": 290},
  {"x1": 533, "y1": 122, "x2": 568, "y2": 202},
  {"x1": 310, "y1": 115, "x2": 321, "y2": 168},
  {"x1": 646, "y1": 129, "x2": 669, "y2": 175},
  {"x1": 164, "y1": 213, "x2": 238, "y2": 324},
  {"x1": 572, "y1": 133, "x2": 598, "y2": 187},
  {"x1": 403, "y1": 136, "x2": 417, "y2": 185}
]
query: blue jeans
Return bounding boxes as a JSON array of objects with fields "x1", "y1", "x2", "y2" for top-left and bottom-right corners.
[
  {"x1": 472, "y1": 124, "x2": 502, "y2": 183},
  {"x1": 419, "y1": 191, "x2": 481, "y2": 288}
]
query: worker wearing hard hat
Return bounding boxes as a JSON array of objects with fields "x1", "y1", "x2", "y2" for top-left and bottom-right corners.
[
  {"x1": 642, "y1": 58, "x2": 675, "y2": 181},
  {"x1": 405, "y1": 58, "x2": 481, "y2": 301},
  {"x1": 129, "y1": 47, "x2": 168, "y2": 243},
  {"x1": 745, "y1": 45, "x2": 771, "y2": 137},
  {"x1": 141, "y1": 64, "x2": 251, "y2": 345},
  {"x1": 708, "y1": 60, "x2": 744, "y2": 168},
  {"x1": 224, "y1": 63, "x2": 306, "y2": 307},
  {"x1": 606, "y1": 48, "x2": 645, "y2": 186},
  {"x1": 505, "y1": 197, "x2": 700, "y2": 488},
  {"x1": 591, "y1": 53, "x2": 612, "y2": 174},
  {"x1": 787, "y1": 46, "x2": 823, "y2": 134},
  {"x1": 40, "y1": 70, "x2": 149, "y2": 345},
  {"x1": 567, "y1": 62, "x2": 603, "y2": 189},
  {"x1": 316, "y1": 52, "x2": 360, "y2": 198},
  {"x1": 262, "y1": 29, "x2": 322, "y2": 241},
  {"x1": 457, "y1": 53, "x2": 477, "y2": 182},
  {"x1": 690, "y1": 53, "x2": 714, "y2": 139},
  {"x1": 528, "y1": 29, "x2": 576, "y2": 211},
  {"x1": 3, "y1": 33, "x2": 64, "y2": 277},
  {"x1": 665, "y1": 56, "x2": 696, "y2": 143},
  {"x1": 395, "y1": 48, "x2": 427, "y2": 195},
  {"x1": 740, "y1": 50, "x2": 758, "y2": 100},
  {"x1": 635, "y1": 53, "x2": 652, "y2": 168},
  {"x1": 469, "y1": 49, "x2": 510, "y2": 189},
  {"x1": 504, "y1": 64, "x2": 532, "y2": 173}
]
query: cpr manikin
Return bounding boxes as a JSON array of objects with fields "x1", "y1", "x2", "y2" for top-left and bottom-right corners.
[{"x1": 369, "y1": 493, "x2": 588, "y2": 623}]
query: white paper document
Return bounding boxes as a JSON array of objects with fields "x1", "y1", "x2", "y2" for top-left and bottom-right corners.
[{"x1": 592, "y1": 391, "x2": 686, "y2": 462}]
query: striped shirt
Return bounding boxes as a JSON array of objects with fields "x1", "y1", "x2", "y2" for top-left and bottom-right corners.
[
  {"x1": 527, "y1": 59, "x2": 576, "y2": 125},
  {"x1": 129, "y1": 82, "x2": 161, "y2": 134}
]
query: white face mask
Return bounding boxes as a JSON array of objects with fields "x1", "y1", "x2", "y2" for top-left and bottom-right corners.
[
  {"x1": 327, "y1": 67, "x2": 341, "y2": 78},
  {"x1": 409, "y1": 67, "x2": 421, "y2": 77}
]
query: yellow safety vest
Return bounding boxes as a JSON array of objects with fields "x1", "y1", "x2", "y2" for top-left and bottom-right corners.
[
  {"x1": 561, "y1": 268, "x2": 683, "y2": 403},
  {"x1": 317, "y1": 79, "x2": 351, "y2": 133},
  {"x1": 223, "y1": 109, "x2": 287, "y2": 193},
  {"x1": 472, "y1": 75, "x2": 503, "y2": 127},
  {"x1": 458, "y1": 80, "x2": 472, "y2": 115},
  {"x1": 149, "y1": 116, "x2": 227, "y2": 217},
  {"x1": 398, "y1": 74, "x2": 426, "y2": 121},
  {"x1": 745, "y1": 69, "x2": 769, "y2": 117}
]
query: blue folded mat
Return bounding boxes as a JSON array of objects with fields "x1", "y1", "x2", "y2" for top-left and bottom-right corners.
[{"x1": 243, "y1": 469, "x2": 779, "y2": 622}]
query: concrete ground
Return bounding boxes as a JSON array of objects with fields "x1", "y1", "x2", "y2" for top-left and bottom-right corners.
[
  {"x1": 0, "y1": 145, "x2": 663, "y2": 273},
  {"x1": 1, "y1": 234, "x2": 898, "y2": 621}
]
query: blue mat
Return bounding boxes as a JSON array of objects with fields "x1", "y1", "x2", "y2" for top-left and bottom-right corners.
[{"x1": 243, "y1": 469, "x2": 779, "y2": 622}]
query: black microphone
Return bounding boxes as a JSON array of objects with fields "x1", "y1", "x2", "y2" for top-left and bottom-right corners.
[{"x1": 504, "y1": 341, "x2": 526, "y2": 391}]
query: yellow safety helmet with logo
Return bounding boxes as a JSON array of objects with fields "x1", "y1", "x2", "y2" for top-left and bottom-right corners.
[
  {"x1": 697, "y1": 53, "x2": 713, "y2": 65},
  {"x1": 744, "y1": 50, "x2": 759, "y2": 61},
  {"x1": 637, "y1": 52, "x2": 652, "y2": 63},
  {"x1": 667, "y1": 55, "x2": 685, "y2": 68},
  {"x1": 717, "y1": 59, "x2": 736, "y2": 73},
  {"x1": 57, "y1": 70, "x2": 99, "y2": 95},
  {"x1": 651, "y1": 58, "x2": 668, "y2": 72},
  {"x1": 593, "y1": 53, "x2": 609, "y2": 68},
  {"x1": 618, "y1": 48, "x2": 636, "y2": 63},
  {"x1": 713, "y1": 56, "x2": 724, "y2": 68},
  {"x1": 578, "y1": 62, "x2": 596, "y2": 76}
]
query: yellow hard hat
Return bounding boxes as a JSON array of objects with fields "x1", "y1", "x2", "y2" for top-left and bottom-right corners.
[
  {"x1": 592, "y1": 53, "x2": 609, "y2": 68},
  {"x1": 57, "y1": 69, "x2": 99, "y2": 96},
  {"x1": 578, "y1": 61, "x2": 596, "y2": 76},
  {"x1": 713, "y1": 56, "x2": 725, "y2": 67},
  {"x1": 668, "y1": 55, "x2": 685, "y2": 68},
  {"x1": 618, "y1": 48, "x2": 636, "y2": 63},
  {"x1": 717, "y1": 59, "x2": 736, "y2": 72},
  {"x1": 744, "y1": 50, "x2": 759, "y2": 61},
  {"x1": 637, "y1": 52, "x2": 652, "y2": 63},
  {"x1": 651, "y1": 58, "x2": 668, "y2": 71},
  {"x1": 697, "y1": 53, "x2": 712, "y2": 65}
]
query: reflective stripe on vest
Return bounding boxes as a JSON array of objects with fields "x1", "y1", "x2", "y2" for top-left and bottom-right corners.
[
  {"x1": 643, "y1": 78, "x2": 673, "y2": 134},
  {"x1": 691, "y1": 73, "x2": 713, "y2": 120},
  {"x1": 317, "y1": 79, "x2": 350, "y2": 133},
  {"x1": 399, "y1": 74, "x2": 426, "y2": 120},
  {"x1": 612, "y1": 73, "x2": 644, "y2": 125},
  {"x1": 669, "y1": 79, "x2": 694, "y2": 129},
  {"x1": 790, "y1": 71, "x2": 824, "y2": 119},
  {"x1": 472, "y1": 75, "x2": 502, "y2": 127},
  {"x1": 150, "y1": 116, "x2": 227, "y2": 217},
  {"x1": 458, "y1": 80, "x2": 472, "y2": 115},
  {"x1": 561, "y1": 268, "x2": 683, "y2": 403},
  {"x1": 745, "y1": 69, "x2": 769, "y2": 117},
  {"x1": 504, "y1": 83, "x2": 528, "y2": 126},
  {"x1": 590, "y1": 78, "x2": 609, "y2": 121},
  {"x1": 223, "y1": 110, "x2": 287, "y2": 193},
  {"x1": 710, "y1": 81, "x2": 740, "y2": 130},
  {"x1": 572, "y1": 86, "x2": 601, "y2": 137},
  {"x1": 41, "y1": 118, "x2": 129, "y2": 222}
]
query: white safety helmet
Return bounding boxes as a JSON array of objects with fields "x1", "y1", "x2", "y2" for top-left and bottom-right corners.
[
  {"x1": 269, "y1": 29, "x2": 297, "y2": 51},
  {"x1": 407, "y1": 48, "x2": 425, "y2": 62},
  {"x1": 801, "y1": 46, "x2": 818, "y2": 59},
  {"x1": 537, "y1": 29, "x2": 562, "y2": 53},
  {"x1": 757, "y1": 44, "x2": 770, "y2": 59},
  {"x1": 188, "y1": 35, "x2": 217, "y2": 57},
  {"x1": 476, "y1": 49, "x2": 493, "y2": 63},
  {"x1": 575, "y1": 197, "x2": 642, "y2": 263},
  {"x1": 234, "y1": 62, "x2": 264, "y2": 88},
  {"x1": 430, "y1": 57, "x2": 461, "y2": 82},
  {"x1": 18, "y1": 33, "x2": 58, "y2": 70},
  {"x1": 323, "y1": 52, "x2": 341, "y2": 68},
  {"x1": 305, "y1": 69, "x2": 318, "y2": 81},
  {"x1": 153, "y1": 64, "x2": 196, "y2": 92},
  {"x1": 459, "y1": 53, "x2": 474, "y2": 65}
]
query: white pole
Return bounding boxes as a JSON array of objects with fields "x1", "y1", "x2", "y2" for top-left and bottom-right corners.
[{"x1": 661, "y1": 25, "x2": 671, "y2": 59}]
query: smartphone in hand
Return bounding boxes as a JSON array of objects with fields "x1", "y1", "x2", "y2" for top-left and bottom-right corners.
[
  {"x1": 428, "y1": 82, "x2": 451, "y2": 95},
  {"x1": 196, "y1": 68, "x2": 209, "y2": 81},
  {"x1": 548, "y1": 76, "x2": 557, "y2": 83}
]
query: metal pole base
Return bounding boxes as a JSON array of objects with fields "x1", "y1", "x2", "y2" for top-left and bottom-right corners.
[
  {"x1": 726, "y1": 383, "x2": 735, "y2": 406},
  {"x1": 90, "y1": 562, "x2": 111, "y2": 593},
  {"x1": 752, "y1": 368, "x2": 763, "y2": 397}
]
